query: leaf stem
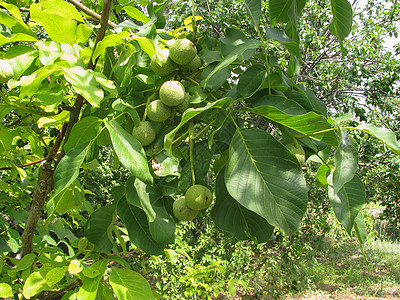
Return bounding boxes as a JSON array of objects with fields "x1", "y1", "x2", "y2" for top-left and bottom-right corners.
[{"x1": 189, "y1": 120, "x2": 195, "y2": 185}]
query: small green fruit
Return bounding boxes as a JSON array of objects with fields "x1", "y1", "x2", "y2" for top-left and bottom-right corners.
[
  {"x1": 185, "y1": 184, "x2": 213, "y2": 210},
  {"x1": 175, "y1": 92, "x2": 190, "y2": 113},
  {"x1": 0, "y1": 60, "x2": 13, "y2": 83},
  {"x1": 159, "y1": 80, "x2": 185, "y2": 106},
  {"x1": 132, "y1": 121, "x2": 156, "y2": 146},
  {"x1": 147, "y1": 100, "x2": 171, "y2": 122},
  {"x1": 179, "y1": 55, "x2": 201, "y2": 73},
  {"x1": 169, "y1": 39, "x2": 197, "y2": 65},
  {"x1": 173, "y1": 197, "x2": 198, "y2": 221},
  {"x1": 286, "y1": 143, "x2": 306, "y2": 166},
  {"x1": 151, "y1": 49, "x2": 177, "y2": 76}
]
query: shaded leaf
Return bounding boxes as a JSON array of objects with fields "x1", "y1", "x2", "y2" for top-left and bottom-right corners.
[
  {"x1": 244, "y1": 0, "x2": 262, "y2": 26},
  {"x1": 243, "y1": 105, "x2": 339, "y2": 146},
  {"x1": 212, "y1": 170, "x2": 274, "y2": 242},
  {"x1": 85, "y1": 203, "x2": 116, "y2": 252},
  {"x1": 332, "y1": 133, "x2": 358, "y2": 193},
  {"x1": 329, "y1": 0, "x2": 353, "y2": 55},
  {"x1": 225, "y1": 128, "x2": 308, "y2": 233},
  {"x1": 328, "y1": 175, "x2": 365, "y2": 234},
  {"x1": 117, "y1": 197, "x2": 165, "y2": 255}
]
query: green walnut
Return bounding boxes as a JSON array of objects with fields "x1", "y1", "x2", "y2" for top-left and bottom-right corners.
[
  {"x1": 175, "y1": 92, "x2": 190, "y2": 113},
  {"x1": 159, "y1": 80, "x2": 185, "y2": 106},
  {"x1": 286, "y1": 143, "x2": 306, "y2": 166},
  {"x1": 173, "y1": 197, "x2": 198, "y2": 221},
  {"x1": 185, "y1": 184, "x2": 213, "y2": 210},
  {"x1": 0, "y1": 60, "x2": 13, "y2": 84},
  {"x1": 131, "y1": 121, "x2": 156, "y2": 146},
  {"x1": 179, "y1": 55, "x2": 201, "y2": 73},
  {"x1": 151, "y1": 49, "x2": 177, "y2": 76},
  {"x1": 169, "y1": 39, "x2": 197, "y2": 65},
  {"x1": 147, "y1": 100, "x2": 171, "y2": 122}
]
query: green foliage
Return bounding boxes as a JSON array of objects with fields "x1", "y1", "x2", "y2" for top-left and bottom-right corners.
[{"x1": 1, "y1": 0, "x2": 399, "y2": 298}]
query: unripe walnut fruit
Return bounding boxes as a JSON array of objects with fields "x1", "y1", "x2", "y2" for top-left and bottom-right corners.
[
  {"x1": 169, "y1": 39, "x2": 197, "y2": 65},
  {"x1": 147, "y1": 100, "x2": 171, "y2": 122},
  {"x1": 173, "y1": 197, "x2": 198, "y2": 221},
  {"x1": 131, "y1": 121, "x2": 156, "y2": 146},
  {"x1": 185, "y1": 185, "x2": 213, "y2": 210},
  {"x1": 159, "y1": 80, "x2": 185, "y2": 106}
]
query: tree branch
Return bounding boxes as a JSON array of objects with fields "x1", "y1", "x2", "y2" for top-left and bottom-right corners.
[{"x1": 67, "y1": 0, "x2": 117, "y2": 28}]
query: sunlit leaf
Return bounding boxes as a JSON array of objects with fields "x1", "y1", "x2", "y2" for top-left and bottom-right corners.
[{"x1": 109, "y1": 269, "x2": 154, "y2": 300}]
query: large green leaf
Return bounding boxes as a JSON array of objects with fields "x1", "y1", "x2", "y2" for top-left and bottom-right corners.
[
  {"x1": 109, "y1": 269, "x2": 154, "y2": 300},
  {"x1": 328, "y1": 175, "x2": 365, "y2": 234},
  {"x1": 52, "y1": 142, "x2": 91, "y2": 200},
  {"x1": 164, "y1": 97, "x2": 233, "y2": 154},
  {"x1": 269, "y1": 0, "x2": 293, "y2": 26},
  {"x1": 243, "y1": 106, "x2": 339, "y2": 146},
  {"x1": 4, "y1": 45, "x2": 38, "y2": 78},
  {"x1": 62, "y1": 67, "x2": 104, "y2": 107},
  {"x1": 117, "y1": 197, "x2": 165, "y2": 255},
  {"x1": 0, "y1": 0, "x2": 36, "y2": 37},
  {"x1": 250, "y1": 93, "x2": 306, "y2": 115},
  {"x1": 225, "y1": 128, "x2": 308, "y2": 233},
  {"x1": 350, "y1": 124, "x2": 400, "y2": 156},
  {"x1": 332, "y1": 133, "x2": 358, "y2": 193},
  {"x1": 329, "y1": 0, "x2": 353, "y2": 54},
  {"x1": 123, "y1": 6, "x2": 150, "y2": 23},
  {"x1": 64, "y1": 116, "x2": 103, "y2": 154},
  {"x1": 125, "y1": 178, "x2": 175, "y2": 245},
  {"x1": 93, "y1": 32, "x2": 130, "y2": 60},
  {"x1": 23, "y1": 269, "x2": 48, "y2": 299},
  {"x1": 212, "y1": 170, "x2": 274, "y2": 242},
  {"x1": 244, "y1": 0, "x2": 262, "y2": 27},
  {"x1": 105, "y1": 120, "x2": 153, "y2": 184},
  {"x1": 85, "y1": 203, "x2": 116, "y2": 252},
  {"x1": 354, "y1": 213, "x2": 367, "y2": 245}
]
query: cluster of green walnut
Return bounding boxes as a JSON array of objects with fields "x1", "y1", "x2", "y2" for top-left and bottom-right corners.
[
  {"x1": 131, "y1": 38, "x2": 211, "y2": 221},
  {"x1": 131, "y1": 38, "x2": 201, "y2": 147},
  {"x1": 172, "y1": 184, "x2": 213, "y2": 221}
]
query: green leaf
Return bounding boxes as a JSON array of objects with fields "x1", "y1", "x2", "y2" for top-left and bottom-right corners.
[
  {"x1": 85, "y1": 203, "x2": 116, "y2": 252},
  {"x1": 265, "y1": 27, "x2": 301, "y2": 58},
  {"x1": 15, "y1": 253, "x2": 36, "y2": 272},
  {"x1": 134, "y1": 179, "x2": 175, "y2": 244},
  {"x1": 117, "y1": 197, "x2": 165, "y2": 255},
  {"x1": 124, "y1": 6, "x2": 150, "y2": 23},
  {"x1": 133, "y1": 36, "x2": 155, "y2": 58},
  {"x1": 211, "y1": 170, "x2": 274, "y2": 242},
  {"x1": 105, "y1": 120, "x2": 153, "y2": 184},
  {"x1": 328, "y1": 175, "x2": 365, "y2": 234},
  {"x1": 32, "y1": 0, "x2": 84, "y2": 22},
  {"x1": 52, "y1": 142, "x2": 91, "y2": 200},
  {"x1": 243, "y1": 105, "x2": 339, "y2": 146},
  {"x1": 0, "y1": 282, "x2": 13, "y2": 298},
  {"x1": 62, "y1": 67, "x2": 104, "y2": 107},
  {"x1": 225, "y1": 128, "x2": 308, "y2": 233},
  {"x1": 202, "y1": 37, "x2": 259, "y2": 87},
  {"x1": 0, "y1": 1, "x2": 36, "y2": 36},
  {"x1": 329, "y1": 0, "x2": 353, "y2": 55},
  {"x1": 64, "y1": 116, "x2": 103, "y2": 154},
  {"x1": 250, "y1": 94, "x2": 306, "y2": 115},
  {"x1": 0, "y1": 33, "x2": 37, "y2": 45},
  {"x1": 164, "y1": 97, "x2": 233, "y2": 154},
  {"x1": 244, "y1": 0, "x2": 262, "y2": 27},
  {"x1": 93, "y1": 32, "x2": 130, "y2": 60},
  {"x1": 269, "y1": 0, "x2": 293, "y2": 26},
  {"x1": 354, "y1": 213, "x2": 367, "y2": 245},
  {"x1": 237, "y1": 64, "x2": 266, "y2": 99},
  {"x1": 54, "y1": 182, "x2": 84, "y2": 213},
  {"x1": 316, "y1": 164, "x2": 331, "y2": 186},
  {"x1": 30, "y1": 4, "x2": 78, "y2": 44},
  {"x1": 5, "y1": 45, "x2": 38, "y2": 79},
  {"x1": 23, "y1": 270, "x2": 48, "y2": 299},
  {"x1": 109, "y1": 269, "x2": 154, "y2": 300},
  {"x1": 36, "y1": 41, "x2": 63, "y2": 66},
  {"x1": 77, "y1": 260, "x2": 107, "y2": 300},
  {"x1": 45, "y1": 267, "x2": 67, "y2": 288},
  {"x1": 332, "y1": 133, "x2": 358, "y2": 193},
  {"x1": 350, "y1": 124, "x2": 400, "y2": 156}
]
